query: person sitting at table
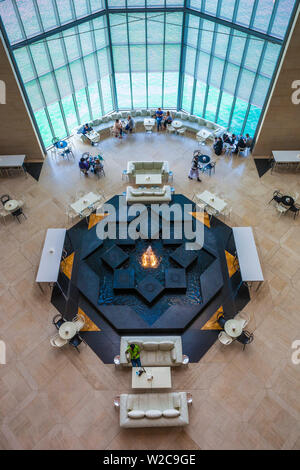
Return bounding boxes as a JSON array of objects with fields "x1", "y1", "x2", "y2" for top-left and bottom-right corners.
[
  {"x1": 245, "y1": 134, "x2": 253, "y2": 149},
  {"x1": 125, "y1": 115, "x2": 135, "y2": 134},
  {"x1": 113, "y1": 119, "x2": 123, "y2": 139},
  {"x1": 214, "y1": 137, "x2": 223, "y2": 156},
  {"x1": 223, "y1": 133, "x2": 231, "y2": 144},
  {"x1": 188, "y1": 155, "x2": 201, "y2": 182},
  {"x1": 155, "y1": 107, "x2": 164, "y2": 131},
  {"x1": 82, "y1": 123, "x2": 93, "y2": 135},
  {"x1": 78, "y1": 157, "x2": 90, "y2": 175},
  {"x1": 163, "y1": 111, "x2": 173, "y2": 129},
  {"x1": 235, "y1": 135, "x2": 246, "y2": 154},
  {"x1": 92, "y1": 157, "x2": 104, "y2": 176},
  {"x1": 126, "y1": 343, "x2": 142, "y2": 368}
]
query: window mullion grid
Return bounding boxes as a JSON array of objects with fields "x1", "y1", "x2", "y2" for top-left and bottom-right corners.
[
  {"x1": 126, "y1": 12, "x2": 134, "y2": 110},
  {"x1": 52, "y1": 0, "x2": 63, "y2": 28},
  {"x1": 60, "y1": 32, "x2": 81, "y2": 125},
  {"x1": 267, "y1": 0, "x2": 280, "y2": 36},
  {"x1": 241, "y1": 40, "x2": 268, "y2": 135},
  {"x1": 214, "y1": 27, "x2": 234, "y2": 127},
  {"x1": 11, "y1": 0, "x2": 26, "y2": 42},
  {"x1": 43, "y1": 40, "x2": 69, "y2": 137},
  {"x1": 27, "y1": 46, "x2": 56, "y2": 140},
  {"x1": 162, "y1": 11, "x2": 166, "y2": 109},
  {"x1": 177, "y1": 8, "x2": 188, "y2": 111},
  {"x1": 145, "y1": 11, "x2": 148, "y2": 109},
  {"x1": 89, "y1": 18, "x2": 105, "y2": 117},
  {"x1": 190, "y1": 16, "x2": 203, "y2": 116},
  {"x1": 227, "y1": 36, "x2": 250, "y2": 131},
  {"x1": 75, "y1": 23, "x2": 94, "y2": 121},
  {"x1": 104, "y1": 2, "x2": 118, "y2": 111},
  {"x1": 202, "y1": 21, "x2": 218, "y2": 120}
]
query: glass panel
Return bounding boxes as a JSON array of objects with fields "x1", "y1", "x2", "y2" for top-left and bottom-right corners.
[
  {"x1": 235, "y1": 0, "x2": 255, "y2": 28},
  {"x1": 148, "y1": 72, "x2": 163, "y2": 108},
  {"x1": 244, "y1": 104, "x2": 261, "y2": 137},
  {"x1": 93, "y1": 17, "x2": 107, "y2": 50},
  {"x1": 56, "y1": 0, "x2": 74, "y2": 24},
  {"x1": 251, "y1": 76, "x2": 271, "y2": 107},
  {"x1": 186, "y1": 15, "x2": 200, "y2": 48},
  {"x1": 39, "y1": 73, "x2": 58, "y2": 104},
  {"x1": 84, "y1": 55, "x2": 98, "y2": 84},
  {"x1": 108, "y1": 0, "x2": 126, "y2": 6},
  {"x1": 73, "y1": 0, "x2": 89, "y2": 19},
  {"x1": 0, "y1": 0, "x2": 23, "y2": 43},
  {"x1": 62, "y1": 95, "x2": 78, "y2": 131},
  {"x1": 75, "y1": 88, "x2": 90, "y2": 122},
  {"x1": 230, "y1": 98, "x2": 248, "y2": 134},
  {"x1": 14, "y1": 48, "x2": 35, "y2": 83},
  {"x1": 204, "y1": 0, "x2": 218, "y2": 16},
  {"x1": 25, "y1": 80, "x2": 44, "y2": 111},
  {"x1": 101, "y1": 75, "x2": 113, "y2": 113},
  {"x1": 132, "y1": 72, "x2": 147, "y2": 108},
  {"x1": 88, "y1": 82, "x2": 102, "y2": 118},
  {"x1": 110, "y1": 14, "x2": 128, "y2": 44},
  {"x1": 55, "y1": 67, "x2": 72, "y2": 98},
  {"x1": 47, "y1": 35, "x2": 66, "y2": 69},
  {"x1": 30, "y1": 43, "x2": 51, "y2": 75},
  {"x1": 35, "y1": 109, "x2": 53, "y2": 147},
  {"x1": 36, "y1": 0, "x2": 57, "y2": 31},
  {"x1": 260, "y1": 42, "x2": 280, "y2": 77},
  {"x1": 217, "y1": 92, "x2": 234, "y2": 128},
  {"x1": 252, "y1": 0, "x2": 275, "y2": 33},
  {"x1": 17, "y1": 0, "x2": 41, "y2": 37},
  {"x1": 147, "y1": 13, "x2": 164, "y2": 43},
  {"x1": 163, "y1": 72, "x2": 179, "y2": 108},
  {"x1": 182, "y1": 74, "x2": 194, "y2": 113},
  {"x1": 271, "y1": 0, "x2": 296, "y2": 39},
  {"x1": 113, "y1": 46, "x2": 129, "y2": 72},
  {"x1": 165, "y1": 45, "x2": 180, "y2": 71},
  {"x1": 165, "y1": 12, "x2": 183, "y2": 43},
  {"x1": 185, "y1": 46, "x2": 196, "y2": 75},
  {"x1": 193, "y1": 81, "x2": 206, "y2": 117},
  {"x1": 78, "y1": 23, "x2": 94, "y2": 57},
  {"x1": 115, "y1": 73, "x2": 131, "y2": 108},
  {"x1": 189, "y1": 0, "x2": 203, "y2": 10},
  {"x1": 63, "y1": 28, "x2": 80, "y2": 61},
  {"x1": 205, "y1": 86, "x2": 220, "y2": 122},
  {"x1": 70, "y1": 60, "x2": 85, "y2": 90},
  {"x1": 219, "y1": 0, "x2": 236, "y2": 22},
  {"x1": 47, "y1": 101, "x2": 67, "y2": 138},
  {"x1": 90, "y1": 0, "x2": 104, "y2": 12},
  {"x1": 130, "y1": 45, "x2": 146, "y2": 72},
  {"x1": 148, "y1": 45, "x2": 163, "y2": 71},
  {"x1": 209, "y1": 57, "x2": 225, "y2": 89}
]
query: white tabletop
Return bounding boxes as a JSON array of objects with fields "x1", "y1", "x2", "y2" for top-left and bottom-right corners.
[
  {"x1": 4, "y1": 200, "x2": 19, "y2": 212},
  {"x1": 144, "y1": 118, "x2": 155, "y2": 126},
  {"x1": 70, "y1": 192, "x2": 101, "y2": 214},
  {"x1": 0, "y1": 155, "x2": 25, "y2": 167},
  {"x1": 36, "y1": 228, "x2": 66, "y2": 283},
  {"x1": 224, "y1": 319, "x2": 244, "y2": 338},
  {"x1": 197, "y1": 190, "x2": 227, "y2": 213},
  {"x1": 136, "y1": 174, "x2": 162, "y2": 185},
  {"x1": 232, "y1": 227, "x2": 264, "y2": 282},
  {"x1": 86, "y1": 130, "x2": 99, "y2": 141},
  {"x1": 59, "y1": 322, "x2": 77, "y2": 340},
  {"x1": 172, "y1": 120, "x2": 182, "y2": 129},
  {"x1": 272, "y1": 150, "x2": 300, "y2": 163},
  {"x1": 197, "y1": 129, "x2": 212, "y2": 139},
  {"x1": 132, "y1": 367, "x2": 172, "y2": 389}
]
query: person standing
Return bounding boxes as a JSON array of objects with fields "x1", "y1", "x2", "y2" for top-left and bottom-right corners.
[
  {"x1": 155, "y1": 107, "x2": 164, "y2": 131},
  {"x1": 188, "y1": 155, "x2": 201, "y2": 182},
  {"x1": 113, "y1": 119, "x2": 123, "y2": 139}
]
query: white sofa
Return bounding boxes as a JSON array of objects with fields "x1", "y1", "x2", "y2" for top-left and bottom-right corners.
[
  {"x1": 126, "y1": 161, "x2": 170, "y2": 184},
  {"x1": 120, "y1": 392, "x2": 189, "y2": 428},
  {"x1": 126, "y1": 185, "x2": 172, "y2": 204},
  {"x1": 120, "y1": 336, "x2": 183, "y2": 367}
]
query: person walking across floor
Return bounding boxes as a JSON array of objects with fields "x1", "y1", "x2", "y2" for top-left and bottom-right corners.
[{"x1": 188, "y1": 155, "x2": 201, "y2": 182}]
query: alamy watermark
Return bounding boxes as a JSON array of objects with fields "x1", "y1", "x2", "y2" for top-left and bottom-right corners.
[
  {"x1": 291, "y1": 340, "x2": 300, "y2": 365},
  {"x1": 0, "y1": 340, "x2": 6, "y2": 365},
  {"x1": 0, "y1": 80, "x2": 6, "y2": 104},
  {"x1": 95, "y1": 197, "x2": 205, "y2": 250},
  {"x1": 291, "y1": 80, "x2": 300, "y2": 105}
]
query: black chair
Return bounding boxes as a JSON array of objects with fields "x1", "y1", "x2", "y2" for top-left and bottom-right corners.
[
  {"x1": 0, "y1": 194, "x2": 10, "y2": 206},
  {"x1": 52, "y1": 313, "x2": 65, "y2": 330},
  {"x1": 217, "y1": 312, "x2": 226, "y2": 329},
  {"x1": 268, "y1": 190, "x2": 283, "y2": 204},
  {"x1": 236, "y1": 330, "x2": 254, "y2": 350},
  {"x1": 288, "y1": 203, "x2": 300, "y2": 219},
  {"x1": 12, "y1": 207, "x2": 27, "y2": 223},
  {"x1": 201, "y1": 162, "x2": 216, "y2": 176},
  {"x1": 69, "y1": 334, "x2": 82, "y2": 353}
]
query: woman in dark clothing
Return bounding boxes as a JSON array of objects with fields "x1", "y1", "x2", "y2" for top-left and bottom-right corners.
[{"x1": 214, "y1": 137, "x2": 223, "y2": 156}]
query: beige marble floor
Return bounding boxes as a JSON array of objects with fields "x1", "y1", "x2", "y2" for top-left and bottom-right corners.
[{"x1": 0, "y1": 130, "x2": 299, "y2": 450}]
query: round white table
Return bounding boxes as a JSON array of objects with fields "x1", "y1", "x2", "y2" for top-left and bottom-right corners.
[
  {"x1": 224, "y1": 319, "x2": 244, "y2": 338},
  {"x1": 144, "y1": 118, "x2": 155, "y2": 126},
  {"x1": 4, "y1": 200, "x2": 19, "y2": 212},
  {"x1": 172, "y1": 120, "x2": 182, "y2": 129},
  {"x1": 59, "y1": 322, "x2": 77, "y2": 340}
]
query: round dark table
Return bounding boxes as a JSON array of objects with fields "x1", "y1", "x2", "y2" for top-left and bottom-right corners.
[
  {"x1": 281, "y1": 195, "x2": 294, "y2": 207},
  {"x1": 55, "y1": 140, "x2": 67, "y2": 149},
  {"x1": 198, "y1": 154, "x2": 211, "y2": 164}
]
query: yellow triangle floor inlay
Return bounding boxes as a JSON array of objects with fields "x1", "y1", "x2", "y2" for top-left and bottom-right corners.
[
  {"x1": 78, "y1": 307, "x2": 101, "y2": 332},
  {"x1": 60, "y1": 252, "x2": 74, "y2": 280},
  {"x1": 201, "y1": 306, "x2": 223, "y2": 331},
  {"x1": 189, "y1": 211, "x2": 210, "y2": 228},
  {"x1": 88, "y1": 213, "x2": 109, "y2": 230},
  {"x1": 225, "y1": 250, "x2": 239, "y2": 278}
]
